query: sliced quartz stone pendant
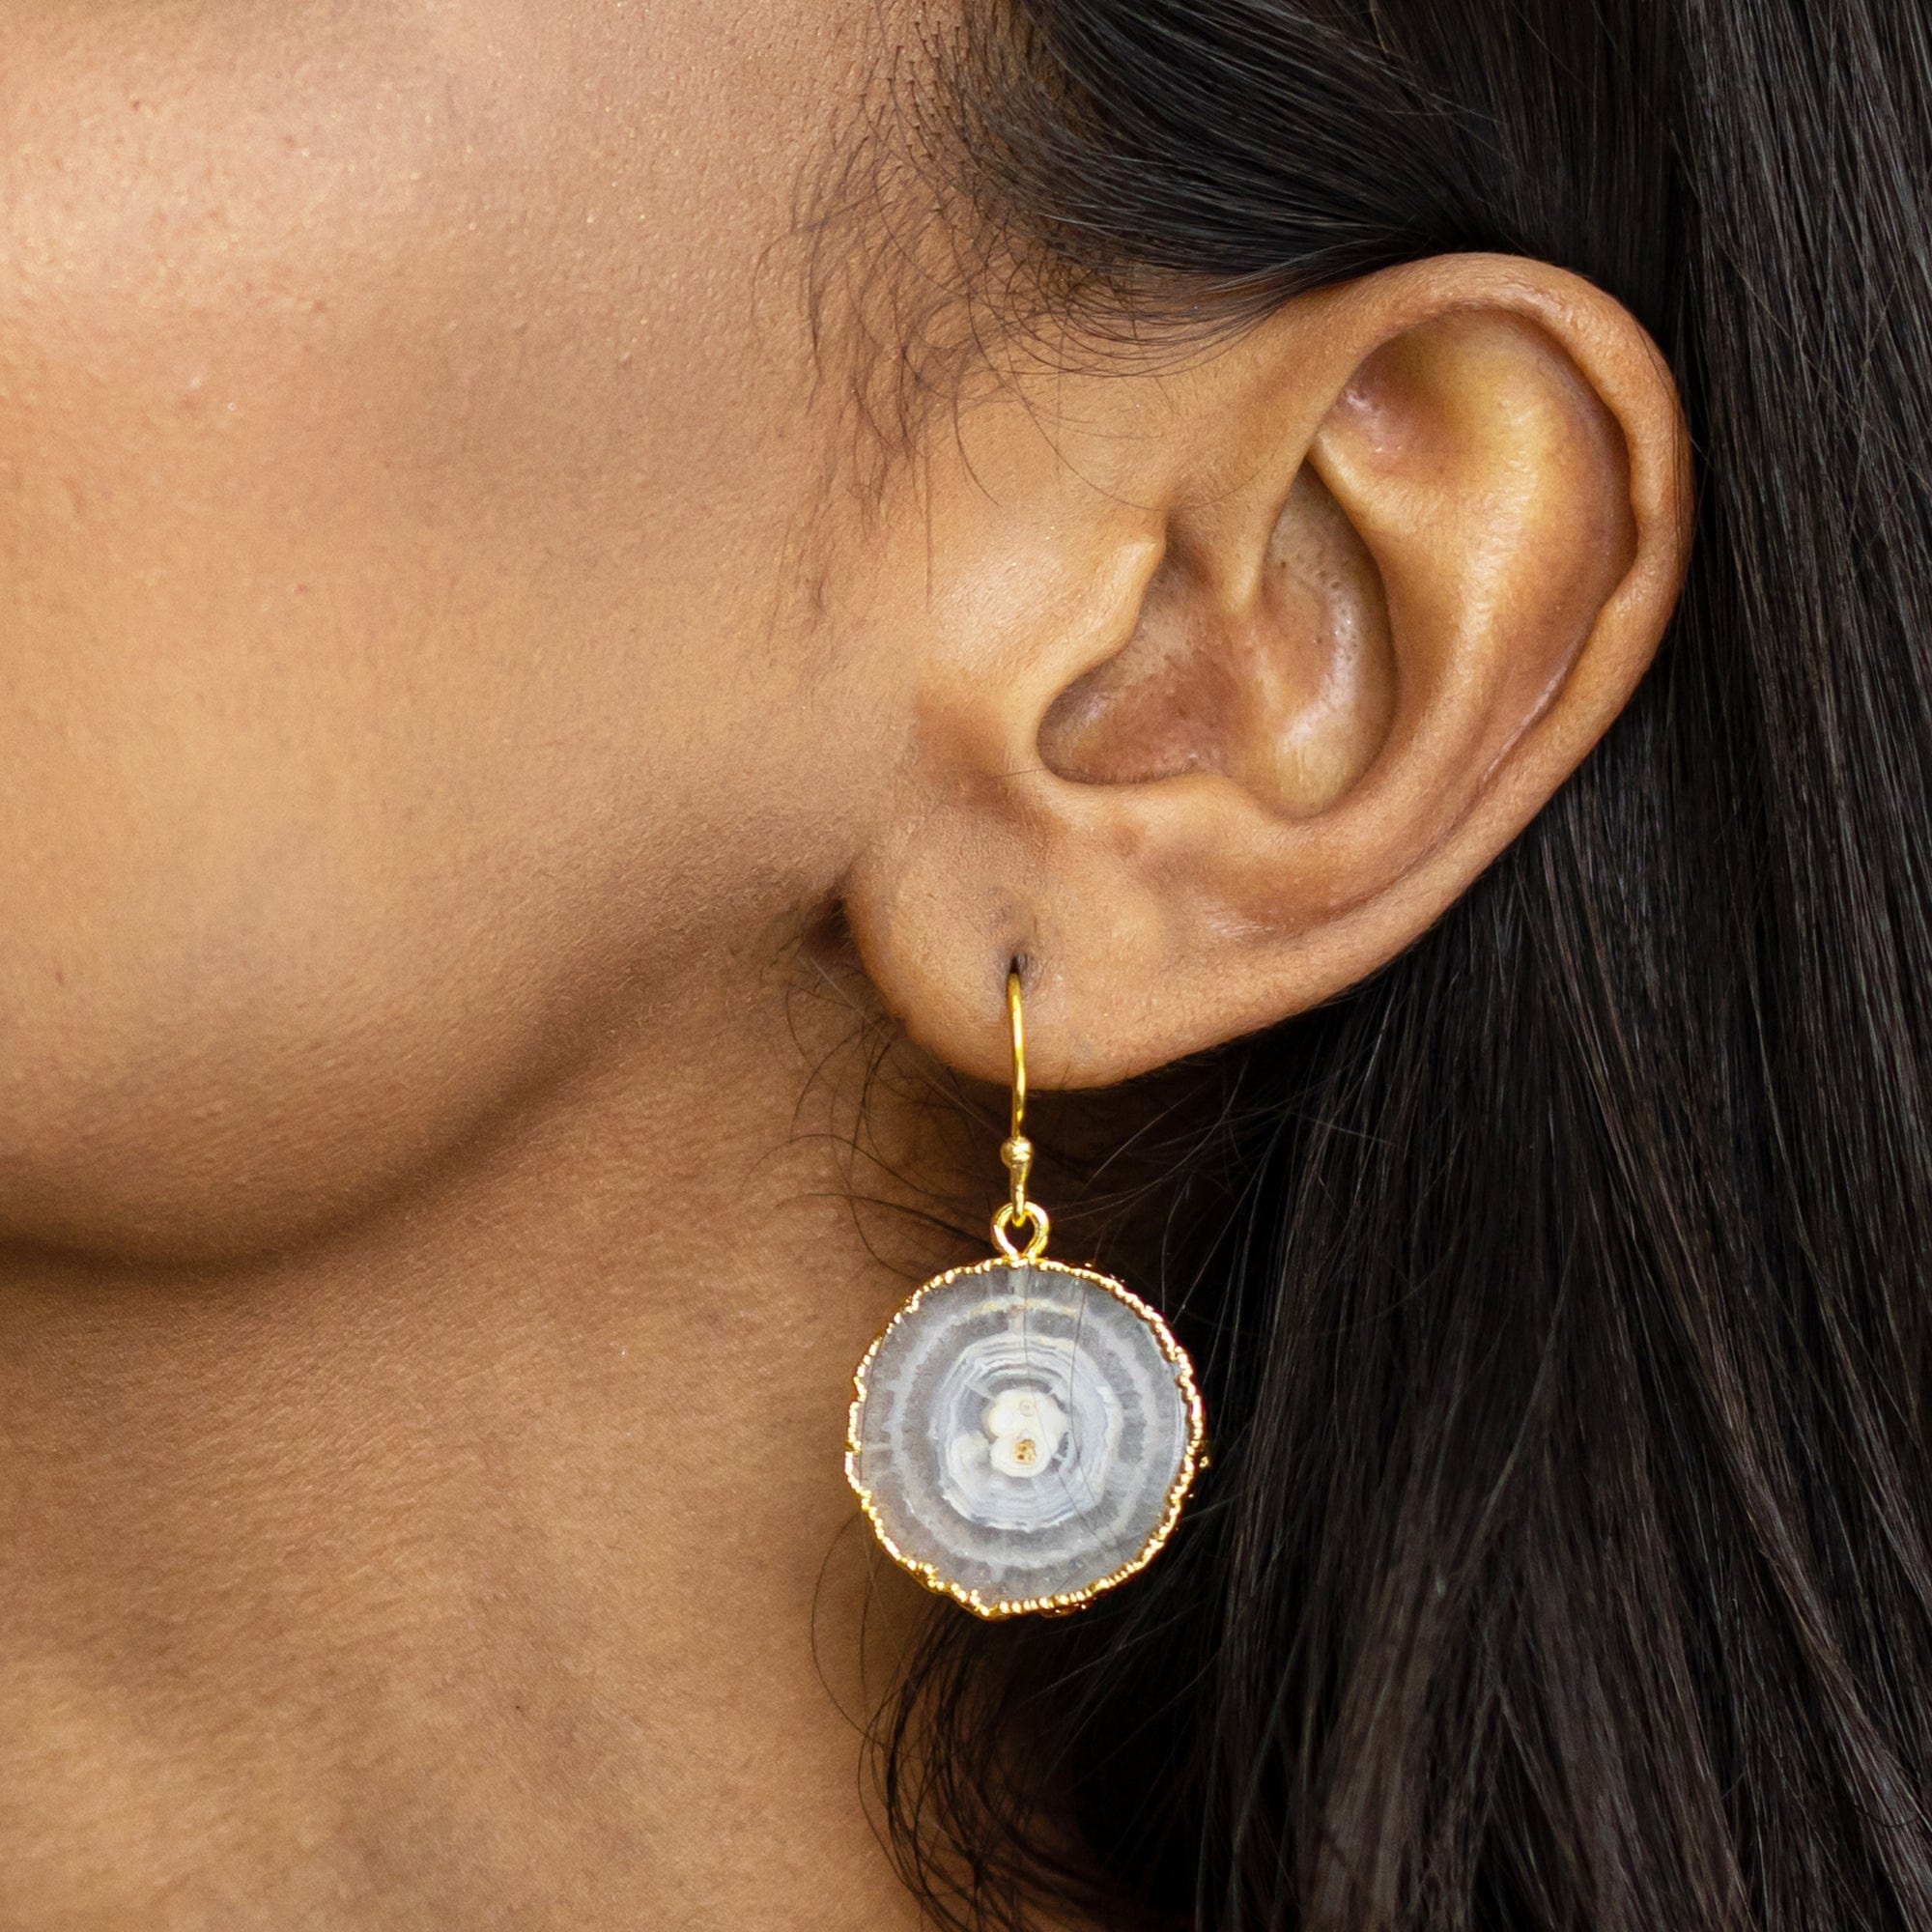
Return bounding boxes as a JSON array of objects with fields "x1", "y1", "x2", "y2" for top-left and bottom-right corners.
[
  {"x1": 844, "y1": 969, "x2": 1205, "y2": 1619},
  {"x1": 846, "y1": 1254, "x2": 1204, "y2": 1617}
]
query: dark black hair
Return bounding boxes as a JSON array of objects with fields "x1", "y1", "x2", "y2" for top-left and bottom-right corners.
[{"x1": 864, "y1": 2, "x2": 1932, "y2": 1926}]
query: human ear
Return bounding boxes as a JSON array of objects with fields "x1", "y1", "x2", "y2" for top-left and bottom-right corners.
[{"x1": 843, "y1": 255, "x2": 1691, "y2": 1087}]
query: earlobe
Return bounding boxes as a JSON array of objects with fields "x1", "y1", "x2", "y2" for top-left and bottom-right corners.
[{"x1": 845, "y1": 256, "x2": 1690, "y2": 1090}]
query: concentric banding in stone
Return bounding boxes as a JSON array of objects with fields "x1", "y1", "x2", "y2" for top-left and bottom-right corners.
[{"x1": 847, "y1": 1258, "x2": 1204, "y2": 1617}]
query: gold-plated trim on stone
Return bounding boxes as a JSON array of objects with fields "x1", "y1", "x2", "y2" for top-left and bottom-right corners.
[{"x1": 845, "y1": 1254, "x2": 1208, "y2": 1621}]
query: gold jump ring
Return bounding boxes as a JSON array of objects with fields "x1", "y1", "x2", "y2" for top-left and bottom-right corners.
[{"x1": 992, "y1": 1198, "x2": 1051, "y2": 1264}]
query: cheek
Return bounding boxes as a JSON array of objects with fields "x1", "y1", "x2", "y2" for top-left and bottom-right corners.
[{"x1": 0, "y1": 0, "x2": 845, "y2": 1259}]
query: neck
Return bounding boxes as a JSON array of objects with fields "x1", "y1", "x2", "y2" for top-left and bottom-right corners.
[{"x1": 0, "y1": 952, "x2": 964, "y2": 1927}]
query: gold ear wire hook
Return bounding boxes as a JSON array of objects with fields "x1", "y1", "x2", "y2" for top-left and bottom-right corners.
[{"x1": 993, "y1": 966, "x2": 1050, "y2": 1263}]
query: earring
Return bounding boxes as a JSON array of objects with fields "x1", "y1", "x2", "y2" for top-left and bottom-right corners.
[{"x1": 846, "y1": 967, "x2": 1206, "y2": 1618}]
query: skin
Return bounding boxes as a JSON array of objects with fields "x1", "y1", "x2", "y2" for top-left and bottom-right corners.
[{"x1": 0, "y1": 1, "x2": 1690, "y2": 1925}]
